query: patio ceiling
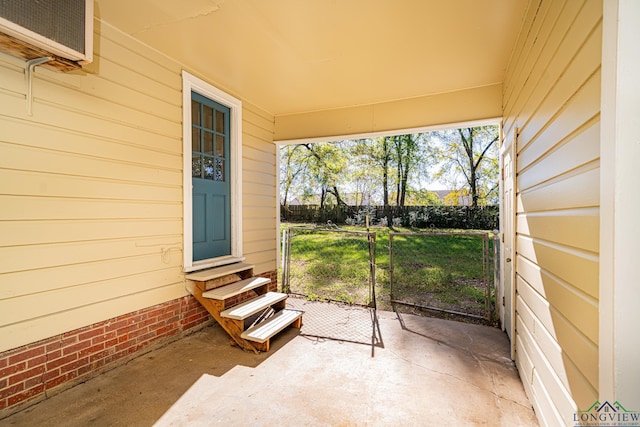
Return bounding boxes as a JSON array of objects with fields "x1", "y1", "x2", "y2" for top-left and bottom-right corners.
[{"x1": 97, "y1": 0, "x2": 529, "y2": 116}]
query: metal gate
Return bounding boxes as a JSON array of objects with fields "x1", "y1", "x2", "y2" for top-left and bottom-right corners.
[
  {"x1": 281, "y1": 226, "x2": 380, "y2": 347},
  {"x1": 389, "y1": 231, "x2": 499, "y2": 322},
  {"x1": 282, "y1": 227, "x2": 376, "y2": 307}
]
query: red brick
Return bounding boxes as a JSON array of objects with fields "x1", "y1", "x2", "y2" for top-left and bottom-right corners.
[
  {"x1": 0, "y1": 383, "x2": 24, "y2": 400},
  {"x1": 165, "y1": 315, "x2": 180, "y2": 325},
  {"x1": 0, "y1": 397, "x2": 7, "y2": 410},
  {"x1": 0, "y1": 358, "x2": 7, "y2": 369},
  {"x1": 8, "y1": 365, "x2": 44, "y2": 386},
  {"x1": 46, "y1": 349, "x2": 62, "y2": 361},
  {"x1": 115, "y1": 340, "x2": 133, "y2": 353},
  {"x1": 135, "y1": 332, "x2": 155, "y2": 344},
  {"x1": 60, "y1": 357, "x2": 89, "y2": 374},
  {"x1": 91, "y1": 331, "x2": 116, "y2": 345},
  {"x1": 59, "y1": 336, "x2": 79, "y2": 348},
  {"x1": 8, "y1": 346, "x2": 45, "y2": 365},
  {"x1": 27, "y1": 355, "x2": 47, "y2": 368},
  {"x1": 182, "y1": 321, "x2": 199, "y2": 331},
  {"x1": 0, "y1": 378, "x2": 6, "y2": 389},
  {"x1": 7, "y1": 384, "x2": 44, "y2": 406},
  {"x1": 146, "y1": 307, "x2": 165, "y2": 320},
  {"x1": 124, "y1": 314, "x2": 145, "y2": 325},
  {"x1": 77, "y1": 364, "x2": 93, "y2": 377},
  {"x1": 155, "y1": 325, "x2": 178, "y2": 337},
  {"x1": 104, "y1": 319, "x2": 127, "y2": 333},
  {"x1": 78, "y1": 327, "x2": 105, "y2": 341},
  {"x1": 45, "y1": 371, "x2": 76, "y2": 390},
  {"x1": 46, "y1": 353, "x2": 77, "y2": 371},
  {"x1": 45, "y1": 341, "x2": 62, "y2": 352},
  {"x1": 24, "y1": 376, "x2": 43, "y2": 389},
  {"x1": 103, "y1": 337, "x2": 119, "y2": 349},
  {"x1": 116, "y1": 324, "x2": 138, "y2": 337},
  {"x1": 0, "y1": 362, "x2": 26, "y2": 379},
  {"x1": 62, "y1": 340, "x2": 92, "y2": 356},
  {"x1": 89, "y1": 348, "x2": 114, "y2": 363},
  {"x1": 77, "y1": 342, "x2": 105, "y2": 359},
  {"x1": 89, "y1": 358, "x2": 105, "y2": 371},
  {"x1": 43, "y1": 369, "x2": 60, "y2": 382},
  {"x1": 160, "y1": 307, "x2": 180, "y2": 317},
  {"x1": 127, "y1": 327, "x2": 149, "y2": 340}
]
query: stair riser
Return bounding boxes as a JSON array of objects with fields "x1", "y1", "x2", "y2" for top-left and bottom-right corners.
[{"x1": 188, "y1": 265, "x2": 300, "y2": 353}]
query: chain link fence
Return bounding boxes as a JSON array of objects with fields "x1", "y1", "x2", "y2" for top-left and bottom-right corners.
[
  {"x1": 282, "y1": 226, "x2": 376, "y2": 307},
  {"x1": 281, "y1": 225, "x2": 499, "y2": 325},
  {"x1": 389, "y1": 231, "x2": 499, "y2": 322}
]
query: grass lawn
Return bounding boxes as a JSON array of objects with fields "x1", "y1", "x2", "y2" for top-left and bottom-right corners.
[{"x1": 281, "y1": 223, "x2": 497, "y2": 322}]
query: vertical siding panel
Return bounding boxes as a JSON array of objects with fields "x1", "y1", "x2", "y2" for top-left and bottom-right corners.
[{"x1": 503, "y1": 0, "x2": 602, "y2": 424}]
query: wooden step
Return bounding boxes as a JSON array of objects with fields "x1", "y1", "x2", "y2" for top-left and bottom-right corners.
[
  {"x1": 220, "y1": 292, "x2": 287, "y2": 320},
  {"x1": 201, "y1": 276, "x2": 270, "y2": 300},
  {"x1": 185, "y1": 262, "x2": 254, "y2": 282},
  {"x1": 241, "y1": 309, "x2": 303, "y2": 344}
]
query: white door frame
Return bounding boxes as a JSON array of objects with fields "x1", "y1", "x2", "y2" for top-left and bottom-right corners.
[
  {"x1": 182, "y1": 71, "x2": 243, "y2": 272},
  {"x1": 500, "y1": 126, "x2": 517, "y2": 358}
]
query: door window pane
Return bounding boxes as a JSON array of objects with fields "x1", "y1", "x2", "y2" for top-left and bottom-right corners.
[
  {"x1": 215, "y1": 159, "x2": 224, "y2": 181},
  {"x1": 204, "y1": 156, "x2": 215, "y2": 180},
  {"x1": 192, "y1": 155, "x2": 202, "y2": 178},
  {"x1": 203, "y1": 105, "x2": 213, "y2": 130},
  {"x1": 192, "y1": 128, "x2": 200, "y2": 151},
  {"x1": 215, "y1": 135, "x2": 224, "y2": 157},
  {"x1": 215, "y1": 110, "x2": 225, "y2": 133},
  {"x1": 203, "y1": 131, "x2": 214, "y2": 154},
  {"x1": 191, "y1": 100, "x2": 200, "y2": 125}
]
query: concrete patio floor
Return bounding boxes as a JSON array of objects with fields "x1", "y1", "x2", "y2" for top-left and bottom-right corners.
[{"x1": 1, "y1": 305, "x2": 538, "y2": 426}]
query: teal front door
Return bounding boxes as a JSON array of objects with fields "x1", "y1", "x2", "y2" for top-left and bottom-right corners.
[{"x1": 191, "y1": 92, "x2": 231, "y2": 261}]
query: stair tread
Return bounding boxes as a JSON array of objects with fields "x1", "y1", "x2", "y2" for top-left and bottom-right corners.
[
  {"x1": 202, "y1": 276, "x2": 270, "y2": 300},
  {"x1": 185, "y1": 262, "x2": 254, "y2": 282},
  {"x1": 241, "y1": 309, "x2": 303, "y2": 343},
  {"x1": 220, "y1": 292, "x2": 287, "y2": 320}
]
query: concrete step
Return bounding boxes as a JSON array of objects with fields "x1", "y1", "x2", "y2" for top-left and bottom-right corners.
[
  {"x1": 241, "y1": 309, "x2": 303, "y2": 344},
  {"x1": 220, "y1": 292, "x2": 287, "y2": 320},
  {"x1": 202, "y1": 276, "x2": 270, "y2": 300}
]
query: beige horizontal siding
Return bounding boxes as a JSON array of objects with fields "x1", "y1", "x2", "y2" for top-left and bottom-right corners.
[
  {"x1": 502, "y1": 0, "x2": 602, "y2": 425},
  {"x1": 242, "y1": 102, "x2": 277, "y2": 275},
  {"x1": 516, "y1": 235, "x2": 598, "y2": 299},
  {"x1": 0, "y1": 20, "x2": 278, "y2": 352}
]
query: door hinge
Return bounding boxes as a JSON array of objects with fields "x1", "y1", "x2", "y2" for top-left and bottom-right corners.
[{"x1": 502, "y1": 296, "x2": 505, "y2": 306}]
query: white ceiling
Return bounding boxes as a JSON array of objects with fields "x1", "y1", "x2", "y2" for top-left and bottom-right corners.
[{"x1": 97, "y1": 0, "x2": 529, "y2": 116}]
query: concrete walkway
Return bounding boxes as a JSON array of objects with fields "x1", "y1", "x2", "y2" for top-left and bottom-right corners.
[{"x1": 1, "y1": 307, "x2": 537, "y2": 426}]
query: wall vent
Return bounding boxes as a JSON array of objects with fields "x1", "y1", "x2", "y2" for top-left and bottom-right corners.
[{"x1": 0, "y1": 0, "x2": 93, "y2": 67}]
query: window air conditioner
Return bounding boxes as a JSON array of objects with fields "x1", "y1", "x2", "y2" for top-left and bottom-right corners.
[{"x1": 0, "y1": 0, "x2": 93, "y2": 69}]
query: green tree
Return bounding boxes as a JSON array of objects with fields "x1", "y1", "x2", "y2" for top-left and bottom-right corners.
[
  {"x1": 392, "y1": 133, "x2": 423, "y2": 208},
  {"x1": 431, "y1": 126, "x2": 499, "y2": 206},
  {"x1": 300, "y1": 142, "x2": 348, "y2": 208},
  {"x1": 279, "y1": 144, "x2": 306, "y2": 206},
  {"x1": 354, "y1": 136, "x2": 394, "y2": 224}
]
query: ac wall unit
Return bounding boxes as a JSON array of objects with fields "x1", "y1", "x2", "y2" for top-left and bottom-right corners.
[{"x1": 0, "y1": 0, "x2": 93, "y2": 65}]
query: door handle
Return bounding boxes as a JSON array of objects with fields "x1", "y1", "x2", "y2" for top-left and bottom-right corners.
[{"x1": 506, "y1": 257, "x2": 512, "y2": 263}]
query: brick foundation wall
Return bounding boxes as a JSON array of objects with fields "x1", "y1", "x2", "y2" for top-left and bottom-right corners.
[
  {"x1": 0, "y1": 296, "x2": 210, "y2": 418},
  {"x1": 0, "y1": 270, "x2": 277, "y2": 419}
]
